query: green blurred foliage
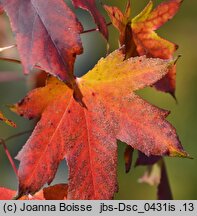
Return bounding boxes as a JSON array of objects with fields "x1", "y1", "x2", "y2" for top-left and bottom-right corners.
[{"x1": 0, "y1": 0, "x2": 196, "y2": 199}]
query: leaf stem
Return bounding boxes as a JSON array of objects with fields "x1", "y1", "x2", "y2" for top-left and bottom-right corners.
[
  {"x1": 0, "y1": 138, "x2": 18, "y2": 177},
  {"x1": 81, "y1": 22, "x2": 112, "y2": 34},
  {"x1": 0, "y1": 57, "x2": 42, "y2": 70},
  {"x1": 0, "y1": 130, "x2": 32, "y2": 178}
]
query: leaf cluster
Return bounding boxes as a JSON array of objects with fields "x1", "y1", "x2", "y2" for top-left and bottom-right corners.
[{"x1": 0, "y1": 0, "x2": 189, "y2": 200}]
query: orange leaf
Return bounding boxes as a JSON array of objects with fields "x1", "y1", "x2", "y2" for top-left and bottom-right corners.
[
  {"x1": 105, "y1": 0, "x2": 183, "y2": 97},
  {"x1": 131, "y1": 0, "x2": 181, "y2": 58},
  {"x1": 104, "y1": 1, "x2": 130, "y2": 45},
  {"x1": 42, "y1": 184, "x2": 68, "y2": 200},
  {"x1": 12, "y1": 49, "x2": 188, "y2": 199},
  {"x1": 19, "y1": 184, "x2": 68, "y2": 200}
]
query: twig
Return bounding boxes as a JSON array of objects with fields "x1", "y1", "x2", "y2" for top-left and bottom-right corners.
[
  {"x1": 0, "y1": 138, "x2": 18, "y2": 177},
  {"x1": 0, "y1": 57, "x2": 42, "y2": 70},
  {"x1": 0, "y1": 130, "x2": 33, "y2": 178},
  {"x1": 81, "y1": 22, "x2": 112, "y2": 34},
  {"x1": 5, "y1": 130, "x2": 33, "y2": 142},
  {"x1": 4, "y1": 130, "x2": 33, "y2": 142}
]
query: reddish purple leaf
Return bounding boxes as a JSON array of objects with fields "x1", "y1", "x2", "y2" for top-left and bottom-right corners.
[
  {"x1": 135, "y1": 151, "x2": 161, "y2": 167},
  {"x1": 124, "y1": 145, "x2": 134, "y2": 173},
  {"x1": 1, "y1": 0, "x2": 83, "y2": 84},
  {"x1": 72, "y1": 0, "x2": 108, "y2": 40},
  {"x1": 158, "y1": 160, "x2": 173, "y2": 200}
]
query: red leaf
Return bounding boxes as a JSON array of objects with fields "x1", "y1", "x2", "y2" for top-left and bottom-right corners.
[
  {"x1": 12, "y1": 49, "x2": 188, "y2": 199},
  {"x1": 0, "y1": 188, "x2": 16, "y2": 200},
  {"x1": 154, "y1": 64, "x2": 177, "y2": 98},
  {"x1": 72, "y1": 0, "x2": 108, "y2": 40},
  {"x1": 42, "y1": 184, "x2": 68, "y2": 200},
  {"x1": 20, "y1": 184, "x2": 68, "y2": 200},
  {"x1": 0, "y1": 184, "x2": 68, "y2": 200},
  {"x1": 1, "y1": 0, "x2": 83, "y2": 84}
]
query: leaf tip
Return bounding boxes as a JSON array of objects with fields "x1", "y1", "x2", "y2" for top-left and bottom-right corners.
[
  {"x1": 170, "y1": 91, "x2": 178, "y2": 103},
  {"x1": 8, "y1": 104, "x2": 17, "y2": 114},
  {"x1": 169, "y1": 148, "x2": 191, "y2": 159}
]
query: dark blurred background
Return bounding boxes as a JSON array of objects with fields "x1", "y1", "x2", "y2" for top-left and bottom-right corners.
[{"x1": 0, "y1": 0, "x2": 196, "y2": 199}]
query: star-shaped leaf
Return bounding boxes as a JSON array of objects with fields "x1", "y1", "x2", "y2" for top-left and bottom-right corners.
[
  {"x1": 12, "y1": 49, "x2": 187, "y2": 199},
  {"x1": 104, "y1": 0, "x2": 183, "y2": 97}
]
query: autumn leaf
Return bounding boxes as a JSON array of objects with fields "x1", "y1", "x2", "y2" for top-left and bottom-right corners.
[
  {"x1": 124, "y1": 148, "x2": 161, "y2": 173},
  {"x1": 135, "y1": 151, "x2": 161, "y2": 167},
  {"x1": 105, "y1": 0, "x2": 183, "y2": 97},
  {"x1": 157, "y1": 160, "x2": 173, "y2": 200},
  {"x1": 41, "y1": 184, "x2": 68, "y2": 200},
  {"x1": 12, "y1": 49, "x2": 188, "y2": 199},
  {"x1": 154, "y1": 63, "x2": 177, "y2": 98},
  {"x1": 0, "y1": 188, "x2": 16, "y2": 200},
  {"x1": 0, "y1": 184, "x2": 67, "y2": 200},
  {"x1": 104, "y1": 1, "x2": 135, "y2": 56},
  {"x1": 72, "y1": 0, "x2": 108, "y2": 40},
  {"x1": 124, "y1": 147, "x2": 168, "y2": 179},
  {"x1": 1, "y1": 0, "x2": 83, "y2": 86},
  {"x1": 18, "y1": 184, "x2": 68, "y2": 200},
  {"x1": 0, "y1": 111, "x2": 16, "y2": 127}
]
